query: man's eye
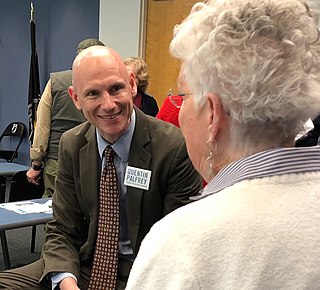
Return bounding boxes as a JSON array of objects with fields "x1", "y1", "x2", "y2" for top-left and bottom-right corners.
[
  {"x1": 110, "y1": 85, "x2": 124, "y2": 95},
  {"x1": 87, "y1": 90, "x2": 100, "y2": 97}
]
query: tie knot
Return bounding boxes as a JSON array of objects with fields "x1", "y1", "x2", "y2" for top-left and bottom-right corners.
[{"x1": 105, "y1": 146, "x2": 115, "y2": 163}]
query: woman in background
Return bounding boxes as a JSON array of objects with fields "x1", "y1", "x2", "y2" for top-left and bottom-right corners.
[
  {"x1": 156, "y1": 94, "x2": 180, "y2": 127},
  {"x1": 124, "y1": 57, "x2": 159, "y2": 117}
]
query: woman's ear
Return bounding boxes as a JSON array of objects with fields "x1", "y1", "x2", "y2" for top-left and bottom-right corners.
[{"x1": 207, "y1": 93, "x2": 223, "y2": 140}]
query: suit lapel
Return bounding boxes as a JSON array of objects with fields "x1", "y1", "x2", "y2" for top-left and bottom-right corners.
[
  {"x1": 79, "y1": 125, "x2": 100, "y2": 216},
  {"x1": 127, "y1": 109, "x2": 152, "y2": 254},
  {"x1": 78, "y1": 112, "x2": 152, "y2": 254}
]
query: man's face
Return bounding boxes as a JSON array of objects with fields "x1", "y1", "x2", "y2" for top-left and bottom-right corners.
[{"x1": 70, "y1": 51, "x2": 136, "y2": 143}]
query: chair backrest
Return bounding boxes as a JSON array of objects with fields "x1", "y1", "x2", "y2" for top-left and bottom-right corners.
[
  {"x1": 9, "y1": 170, "x2": 44, "y2": 202},
  {"x1": 0, "y1": 175, "x2": 6, "y2": 203},
  {"x1": 0, "y1": 122, "x2": 27, "y2": 162}
]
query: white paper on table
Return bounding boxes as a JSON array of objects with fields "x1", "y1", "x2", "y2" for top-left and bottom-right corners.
[
  {"x1": 0, "y1": 201, "x2": 52, "y2": 215},
  {"x1": 45, "y1": 199, "x2": 52, "y2": 208}
]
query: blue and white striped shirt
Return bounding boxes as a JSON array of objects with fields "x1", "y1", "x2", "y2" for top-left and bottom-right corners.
[{"x1": 193, "y1": 146, "x2": 320, "y2": 201}]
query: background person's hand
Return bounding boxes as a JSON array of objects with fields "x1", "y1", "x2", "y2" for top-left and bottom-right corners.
[{"x1": 26, "y1": 168, "x2": 41, "y2": 185}]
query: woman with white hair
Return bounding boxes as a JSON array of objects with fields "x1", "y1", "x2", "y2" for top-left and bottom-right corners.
[{"x1": 126, "y1": 0, "x2": 320, "y2": 289}]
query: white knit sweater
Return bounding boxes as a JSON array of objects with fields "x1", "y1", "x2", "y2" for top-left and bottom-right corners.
[{"x1": 126, "y1": 171, "x2": 320, "y2": 289}]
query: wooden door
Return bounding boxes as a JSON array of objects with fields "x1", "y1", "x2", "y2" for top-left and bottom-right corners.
[{"x1": 145, "y1": 0, "x2": 198, "y2": 107}]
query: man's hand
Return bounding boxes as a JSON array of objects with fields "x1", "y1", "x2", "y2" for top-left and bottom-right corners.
[
  {"x1": 26, "y1": 168, "x2": 41, "y2": 185},
  {"x1": 59, "y1": 277, "x2": 80, "y2": 290}
]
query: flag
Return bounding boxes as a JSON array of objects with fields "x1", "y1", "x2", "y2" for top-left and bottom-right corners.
[{"x1": 28, "y1": 2, "x2": 41, "y2": 145}]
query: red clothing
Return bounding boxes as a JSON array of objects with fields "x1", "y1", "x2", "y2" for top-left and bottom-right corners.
[
  {"x1": 133, "y1": 92, "x2": 142, "y2": 110},
  {"x1": 156, "y1": 96, "x2": 207, "y2": 188},
  {"x1": 156, "y1": 97, "x2": 180, "y2": 127}
]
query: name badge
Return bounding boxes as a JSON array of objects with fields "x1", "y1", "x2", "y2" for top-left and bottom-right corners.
[{"x1": 124, "y1": 166, "x2": 151, "y2": 190}]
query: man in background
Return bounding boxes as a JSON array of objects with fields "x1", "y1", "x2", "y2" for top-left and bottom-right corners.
[{"x1": 26, "y1": 38, "x2": 105, "y2": 197}]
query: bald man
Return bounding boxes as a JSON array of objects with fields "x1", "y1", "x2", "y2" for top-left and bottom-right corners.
[{"x1": 0, "y1": 46, "x2": 202, "y2": 290}]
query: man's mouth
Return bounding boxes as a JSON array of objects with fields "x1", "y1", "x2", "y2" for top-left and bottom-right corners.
[{"x1": 98, "y1": 111, "x2": 121, "y2": 120}]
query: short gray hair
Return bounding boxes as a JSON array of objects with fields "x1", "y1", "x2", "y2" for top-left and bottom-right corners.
[{"x1": 170, "y1": 0, "x2": 320, "y2": 147}]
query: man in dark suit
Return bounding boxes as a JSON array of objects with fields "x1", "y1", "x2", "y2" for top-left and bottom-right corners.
[{"x1": 0, "y1": 46, "x2": 202, "y2": 289}]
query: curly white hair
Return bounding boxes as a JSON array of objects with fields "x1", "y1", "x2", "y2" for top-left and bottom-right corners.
[{"x1": 170, "y1": 0, "x2": 320, "y2": 146}]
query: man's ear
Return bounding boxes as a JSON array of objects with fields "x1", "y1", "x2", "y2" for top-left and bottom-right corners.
[
  {"x1": 129, "y1": 72, "x2": 137, "y2": 97},
  {"x1": 207, "y1": 93, "x2": 223, "y2": 140},
  {"x1": 68, "y1": 86, "x2": 82, "y2": 111}
]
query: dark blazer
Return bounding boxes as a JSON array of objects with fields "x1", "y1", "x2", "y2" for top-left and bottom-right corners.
[
  {"x1": 138, "y1": 92, "x2": 159, "y2": 117},
  {"x1": 41, "y1": 108, "x2": 202, "y2": 281}
]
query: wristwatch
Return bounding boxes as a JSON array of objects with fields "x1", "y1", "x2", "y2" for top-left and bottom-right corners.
[{"x1": 32, "y1": 162, "x2": 43, "y2": 171}]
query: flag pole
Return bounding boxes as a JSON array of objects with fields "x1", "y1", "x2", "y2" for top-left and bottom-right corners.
[
  {"x1": 28, "y1": 1, "x2": 41, "y2": 145},
  {"x1": 30, "y1": 2, "x2": 34, "y2": 22}
]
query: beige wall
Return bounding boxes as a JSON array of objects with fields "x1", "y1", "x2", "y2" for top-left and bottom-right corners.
[
  {"x1": 99, "y1": 0, "x2": 146, "y2": 58},
  {"x1": 145, "y1": 0, "x2": 198, "y2": 106}
]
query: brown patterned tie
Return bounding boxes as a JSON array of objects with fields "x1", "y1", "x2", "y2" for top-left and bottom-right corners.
[{"x1": 89, "y1": 146, "x2": 120, "y2": 290}]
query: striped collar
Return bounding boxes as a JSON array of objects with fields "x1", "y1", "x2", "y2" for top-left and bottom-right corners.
[{"x1": 192, "y1": 146, "x2": 320, "y2": 201}]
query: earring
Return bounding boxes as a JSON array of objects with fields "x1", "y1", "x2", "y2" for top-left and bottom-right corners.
[
  {"x1": 206, "y1": 148, "x2": 213, "y2": 176},
  {"x1": 206, "y1": 139, "x2": 217, "y2": 176}
]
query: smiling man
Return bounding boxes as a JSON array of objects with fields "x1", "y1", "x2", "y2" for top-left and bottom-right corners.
[
  {"x1": 0, "y1": 46, "x2": 202, "y2": 290},
  {"x1": 69, "y1": 47, "x2": 134, "y2": 144}
]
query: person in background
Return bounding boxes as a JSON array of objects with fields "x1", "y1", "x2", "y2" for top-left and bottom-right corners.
[
  {"x1": 0, "y1": 46, "x2": 202, "y2": 289},
  {"x1": 156, "y1": 93, "x2": 180, "y2": 127},
  {"x1": 126, "y1": 0, "x2": 320, "y2": 289},
  {"x1": 124, "y1": 56, "x2": 159, "y2": 116},
  {"x1": 156, "y1": 91, "x2": 208, "y2": 187},
  {"x1": 26, "y1": 38, "x2": 105, "y2": 197},
  {"x1": 295, "y1": 114, "x2": 320, "y2": 146}
]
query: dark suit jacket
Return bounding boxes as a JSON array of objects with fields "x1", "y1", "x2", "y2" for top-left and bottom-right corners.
[
  {"x1": 139, "y1": 92, "x2": 159, "y2": 117},
  {"x1": 41, "y1": 108, "x2": 202, "y2": 281}
]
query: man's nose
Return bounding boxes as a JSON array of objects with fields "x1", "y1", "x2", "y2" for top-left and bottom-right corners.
[{"x1": 100, "y1": 92, "x2": 116, "y2": 109}]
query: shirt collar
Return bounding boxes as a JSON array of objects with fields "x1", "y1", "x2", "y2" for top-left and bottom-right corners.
[
  {"x1": 97, "y1": 109, "x2": 136, "y2": 162},
  {"x1": 192, "y1": 146, "x2": 320, "y2": 201}
]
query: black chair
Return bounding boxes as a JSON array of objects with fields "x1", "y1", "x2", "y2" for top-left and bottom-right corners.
[
  {"x1": 0, "y1": 175, "x2": 5, "y2": 203},
  {"x1": 0, "y1": 122, "x2": 27, "y2": 162},
  {"x1": 0, "y1": 170, "x2": 45, "y2": 268}
]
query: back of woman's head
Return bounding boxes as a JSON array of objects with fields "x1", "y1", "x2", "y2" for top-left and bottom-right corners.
[{"x1": 170, "y1": 0, "x2": 320, "y2": 144}]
